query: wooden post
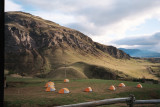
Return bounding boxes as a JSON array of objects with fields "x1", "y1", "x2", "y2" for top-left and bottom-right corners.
[{"x1": 127, "y1": 94, "x2": 135, "y2": 107}]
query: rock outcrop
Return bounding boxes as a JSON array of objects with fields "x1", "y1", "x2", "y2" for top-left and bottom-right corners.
[{"x1": 5, "y1": 11, "x2": 130, "y2": 75}]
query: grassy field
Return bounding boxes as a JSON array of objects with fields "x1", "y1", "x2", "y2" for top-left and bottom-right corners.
[{"x1": 4, "y1": 77, "x2": 160, "y2": 107}]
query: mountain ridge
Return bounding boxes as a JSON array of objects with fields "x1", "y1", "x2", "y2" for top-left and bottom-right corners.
[
  {"x1": 119, "y1": 48, "x2": 160, "y2": 58},
  {"x1": 5, "y1": 11, "x2": 129, "y2": 59},
  {"x1": 5, "y1": 11, "x2": 159, "y2": 80}
]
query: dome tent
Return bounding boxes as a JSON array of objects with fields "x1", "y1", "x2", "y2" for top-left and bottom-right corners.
[
  {"x1": 84, "y1": 87, "x2": 92, "y2": 92},
  {"x1": 109, "y1": 85, "x2": 116, "y2": 91},
  {"x1": 136, "y1": 84, "x2": 143, "y2": 88},
  {"x1": 118, "y1": 83, "x2": 125, "y2": 87},
  {"x1": 58, "y1": 88, "x2": 70, "y2": 94},
  {"x1": 64, "y1": 79, "x2": 69, "y2": 83},
  {"x1": 45, "y1": 80, "x2": 55, "y2": 87},
  {"x1": 45, "y1": 86, "x2": 56, "y2": 92}
]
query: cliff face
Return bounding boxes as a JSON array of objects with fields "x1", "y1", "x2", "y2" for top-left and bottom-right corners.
[
  {"x1": 5, "y1": 12, "x2": 94, "y2": 52},
  {"x1": 94, "y1": 42, "x2": 130, "y2": 59},
  {"x1": 5, "y1": 11, "x2": 130, "y2": 75}
]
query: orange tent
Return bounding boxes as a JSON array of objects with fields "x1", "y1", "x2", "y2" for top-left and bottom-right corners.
[
  {"x1": 64, "y1": 79, "x2": 69, "y2": 83},
  {"x1": 45, "y1": 86, "x2": 56, "y2": 92},
  {"x1": 136, "y1": 84, "x2": 143, "y2": 88},
  {"x1": 58, "y1": 88, "x2": 70, "y2": 94},
  {"x1": 45, "y1": 81, "x2": 55, "y2": 87},
  {"x1": 84, "y1": 87, "x2": 92, "y2": 92},
  {"x1": 118, "y1": 83, "x2": 125, "y2": 87},
  {"x1": 109, "y1": 85, "x2": 116, "y2": 91}
]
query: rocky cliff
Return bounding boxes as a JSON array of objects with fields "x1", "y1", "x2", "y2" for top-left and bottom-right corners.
[{"x1": 5, "y1": 11, "x2": 130, "y2": 77}]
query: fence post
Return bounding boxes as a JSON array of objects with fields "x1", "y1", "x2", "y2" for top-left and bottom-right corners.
[{"x1": 127, "y1": 94, "x2": 135, "y2": 107}]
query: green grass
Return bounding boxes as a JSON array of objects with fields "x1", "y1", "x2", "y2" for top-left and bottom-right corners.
[
  {"x1": 117, "y1": 90, "x2": 160, "y2": 99},
  {"x1": 4, "y1": 77, "x2": 160, "y2": 107},
  {"x1": 4, "y1": 97, "x2": 54, "y2": 107}
]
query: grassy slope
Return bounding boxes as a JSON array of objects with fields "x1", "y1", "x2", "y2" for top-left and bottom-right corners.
[
  {"x1": 44, "y1": 47, "x2": 160, "y2": 80},
  {"x1": 4, "y1": 77, "x2": 160, "y2": 107}
]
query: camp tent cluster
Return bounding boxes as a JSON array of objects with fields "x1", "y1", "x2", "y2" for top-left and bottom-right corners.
[
  {"x1": 108, "y1": 83, "x2": 143, "y2": 91},
  {"x1": 45, "y1": 79, "x2": 70, "y2": 93},
  {"x1": 45, "y1": 81, "x2": 143, "y2": 93},
  {"x1": 108, "y1": 83, "x2": 125, "y2": 91}
]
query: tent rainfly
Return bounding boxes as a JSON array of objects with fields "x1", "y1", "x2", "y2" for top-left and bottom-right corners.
[
  {"x1": 45, "y1": 86, "x2": 56, "y2": 92},
  {"x1": 64, "y1": 79, "x2": 69, "y2": 83},
  {"x1": 84, "y1": 87, "x2": 92, "y2": 92},
  {"x1": 118, "y1": 83, "x2": 126, "y2": 87},
  {"x1": 109, "y1": 85, "x2": 116, "y2": 91},
  {"x1": 136, "y1": 84, "x2": 143, "y2": 88},
  {"x1": 58, "y1": 88, "x2": 70, "y2": 94},
  {"x1": 45, "y1": 81, "x2": 55, "y2": 87}
]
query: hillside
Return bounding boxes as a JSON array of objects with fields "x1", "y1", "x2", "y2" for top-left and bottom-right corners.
[
  {"x1": 5, "y1": 11, "x2": 160, "y2": 80},
  {"x1": 119, "y1": 48, "x2": 160, "y2": 58}
]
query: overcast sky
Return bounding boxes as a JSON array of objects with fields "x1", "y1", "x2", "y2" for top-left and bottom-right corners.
[{"x1": 5, "y1": 0, "x2": 160, "y2": 52}]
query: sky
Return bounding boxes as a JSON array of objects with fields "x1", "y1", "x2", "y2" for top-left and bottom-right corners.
[{"x1": 5, "y1": 0, "x2": 160, "y2": 52}]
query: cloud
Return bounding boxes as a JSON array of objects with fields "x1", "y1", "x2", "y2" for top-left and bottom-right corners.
[
  {"x1": 17, "y1": 0, "x2": 160, "y2": 34},
  {"x1": 5, "y1": 0, "x2": 160, "y2": 52},
  {"x1": 114, "y1": 32, "x2": 160, "y2": 45},
  {"x1": 113, "y1": 32, "x2": 160, "y2": 52},
  {"x1": 5, "y1": 0, "x2": 23, "y2": 11},
  {"x1": 19, "y1": 0, "x2": 113, "y2": 13},
  {"x1": 29, "y1": 11, "x2": 77, "y2": 25}
]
